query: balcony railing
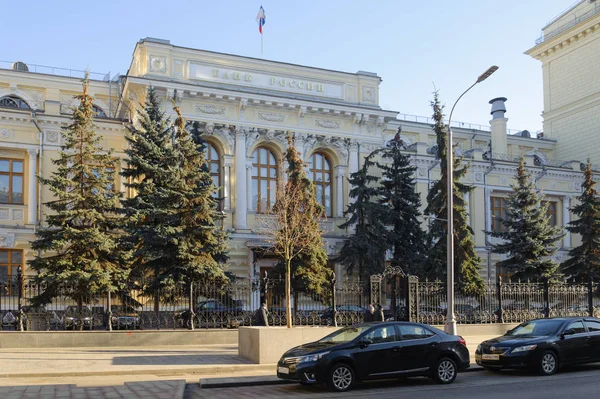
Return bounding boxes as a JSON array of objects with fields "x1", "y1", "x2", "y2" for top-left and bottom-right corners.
[
  {"x1": 535, "y1": 0, "x2": 600, "y2": 45},
  {"x1": 0, "y1": 60, "x2": 111, "y2": 82},
  {"x1": 396, "y1": 113, "x2": 521, "y2": 135}
]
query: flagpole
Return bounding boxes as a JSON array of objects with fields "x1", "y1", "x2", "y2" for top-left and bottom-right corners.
[{"x1": 261, "y1": 34, "x2": 263, "y2": 56}]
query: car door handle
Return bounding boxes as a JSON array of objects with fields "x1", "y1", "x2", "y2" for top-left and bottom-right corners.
[
  {"x1": 392, "y1": 346, "x2": 402, "y2": 352},
  {"x1": 430, "y1": 342, "x2": 439, "y2": 347}
]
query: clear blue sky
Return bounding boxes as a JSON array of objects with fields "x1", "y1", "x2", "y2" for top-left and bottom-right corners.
[{"x1": 0, "y1": 0, "x2": 575, "y2": 133}]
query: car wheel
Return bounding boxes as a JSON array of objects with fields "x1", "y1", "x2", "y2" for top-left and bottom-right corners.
[
  {"x1": 539, "y1": 351, "x2": 558, "y2": 376},
  {"x1": 328, "y1": 363, "x2": 355, "y2": 392},
  {"x1": 432, "y1": 357, "x2": 457, "y2": 384}
]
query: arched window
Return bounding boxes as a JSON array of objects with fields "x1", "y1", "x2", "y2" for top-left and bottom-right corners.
[
  {"x1": 207, "y1": 142, "x2": 220, "y2": 191},
  {"x1": 0, "y1": 96, "x2": 30, "y2": 110},
  {"x1": 93, "y1": 105, "x2": 107, "y2": 118},
  {"x1": 252, "y1": 146, "x2": 278, "y2": 213},
  {"x1": 308, "y1": 152, "x2": 333, "y2": 217}
]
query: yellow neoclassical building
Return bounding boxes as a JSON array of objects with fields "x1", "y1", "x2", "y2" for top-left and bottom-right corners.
[
  {"x1": 0, "y1": 37, "x2": 587, "y2": 283},
  {"x1": 526, "y1": 0, "x2": 600, "y2": 165}
]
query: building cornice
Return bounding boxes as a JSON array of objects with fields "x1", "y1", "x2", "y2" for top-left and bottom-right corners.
[{"x1": 526, "y1": 15, "x2": 600, "y2": 59}]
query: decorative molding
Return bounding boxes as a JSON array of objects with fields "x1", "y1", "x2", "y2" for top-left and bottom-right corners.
[
  {"x1": 315, "y1": 119, "x2": 340, "y2": 129},
  {"x1": 0, "y1": 149, "x2": 24, "y2": 158},
  {"x1": 46, "y1": 130, "x2": 60, "y2": 143},
  {"x1": 0, "y1": 232, "x2": 15, "y2": 247},
  {"x1": 12, "y1": 209, "x2": 23, "y2": 221},
  {"x1": 149, "y1": 56, "x2": 167, "y2": 73},
  {"x1": 60, "y1": 97, "x2": 79, "y2": 114},
  {"x1": 258, "y1": 112, "x2": 285, "y2": 122},
  {"x1": 19, "y1": 89, "x2": 44, "y2": 110},
  {"x1": 195, "y1": 104, "x2": 226, "y2": 115},
  {"x1": 0, "y1": 128, "x2": 13, "y2": 140},
  {"x1": 361, "y1": 86, "x2": 375, "y2": 103},
  {"x1": 0, "y1": 209, "x2": 8, "y2": 220}
]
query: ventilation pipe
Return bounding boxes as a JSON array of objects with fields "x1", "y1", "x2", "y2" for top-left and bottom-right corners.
[{"x1": 489, "y1": 97, "x2": 508, "y2": 156}]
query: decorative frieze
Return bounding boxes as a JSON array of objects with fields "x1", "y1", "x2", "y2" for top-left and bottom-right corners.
[
  {"x1": 195, "y1": 104, "x2": 226, "y2": 115},
  {"x1": 12, "y1": 209, "x2": 23, "y2": 221},
  {"x1": 258, "y1": 112, "x2": 285, "y2": 122},
  {"x1": 0, "y1": 128, "x2": 13, "y2": 140},
  {"x1": 315, "y1": 119, "x2": 340, "y2": 129},
  {"x1": 0, "y1": 209, "x2": 8, "y2": 220},
  {"x1": 0, "y1": 232, "x2": 15, "y2": 248},
  {"x1": 362, "y1": 86, "x2": 375, "y2": 103},
  {"x1": 149, "y1": 56, "x2": 167, "y2": 73}
]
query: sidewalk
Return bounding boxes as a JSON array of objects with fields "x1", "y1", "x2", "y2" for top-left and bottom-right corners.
[{"x1": 0, "y1": 344, "x2": 274, "y2": 380}]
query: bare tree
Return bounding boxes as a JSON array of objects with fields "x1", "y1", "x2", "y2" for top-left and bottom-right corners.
[{"x1": 258, "y1": 135, "x2": 328, "y2": 328}]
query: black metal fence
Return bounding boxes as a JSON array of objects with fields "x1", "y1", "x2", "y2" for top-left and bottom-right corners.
[{"x1": 2, "y1": 271, "x2": 599, "y2": 331}]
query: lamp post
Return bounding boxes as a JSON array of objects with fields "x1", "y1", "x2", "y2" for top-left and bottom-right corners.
[{"x1": 445, "y1": 66, "x2": 498, "y2": 335}]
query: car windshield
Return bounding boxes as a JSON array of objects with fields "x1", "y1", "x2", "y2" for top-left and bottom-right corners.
[
  {"x1": 507, "y1": 320, "x2": 563, "y2": 336},
  {"x1": 318, "y1": 326, "x2": 371, "y2": 344}
]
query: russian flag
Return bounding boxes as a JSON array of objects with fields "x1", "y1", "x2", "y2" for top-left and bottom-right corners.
[{"x1": 256, "y1": 6, "x2": 266, "y2": 34}]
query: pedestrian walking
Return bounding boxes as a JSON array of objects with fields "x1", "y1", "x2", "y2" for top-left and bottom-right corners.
[
  {"x1": 363, "y1": 304, "x2": 374, "y2": 322},
  {"x1": 373, "y1": 304, "x2": 384, "y2": 322},
  {"x1": 254, "y1": 303, "x2": 269, "y2": 327}
]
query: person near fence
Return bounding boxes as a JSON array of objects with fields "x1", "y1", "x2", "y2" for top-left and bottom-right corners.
[
  {"x1": 373, "y1": 304, "x2": 384, "y2": 322},
  {"x1": 363, "y1": 304, "x2": 375, "y2": 322},
  {"x1": 254, "y1": 303, "x2": 269, "y2": 327}
]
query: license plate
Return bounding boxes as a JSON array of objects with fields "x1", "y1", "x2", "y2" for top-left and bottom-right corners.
[
  {"x1": 278, "y1": 366, "x2": 289, "y2": 374},
  {"x1": 482, "y1": 354, "x2": 500, "y2": 361}
]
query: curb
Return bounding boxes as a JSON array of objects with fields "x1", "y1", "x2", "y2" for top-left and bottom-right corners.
[
  {"x1": 199, "y1": 365, "x2": 485, "y2": 389},
  {"x1": 0, "y1": 364, "x2": 276, "y2": 379}
]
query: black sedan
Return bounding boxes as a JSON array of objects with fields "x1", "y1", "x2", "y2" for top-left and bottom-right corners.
[
  {"x1": 476, "y1": 317, "x2": 600, "y2": 375},
  {"x1": 277, "y1": 321, "x2": 470, "y2": 392}
]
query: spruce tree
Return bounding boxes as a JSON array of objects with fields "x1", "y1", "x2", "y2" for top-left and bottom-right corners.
[
  {"x1": 170, "y1": 100, "x2": 229, "y2": 328},
  {"x1": 29, "y1": 75, "x2": 124, "y2": 328},
  {"x1": 425, "y1": 92, "x2": 484, "y2": 296},
  {"x1": 488, "y1": 158, "x2": 564, "y2": 281},
  {"x1": 378, "y1": 133, "x2": 428, "y2": 276},
  {"x1": 338, "y1": 150, "x2": 389, "y2": 280},
  {"x1": 561, "y1": 162, "x2": 600, "y2": 282},
  {"x1": 120, "y1": 87, "x2": 177, "y2": 310}
]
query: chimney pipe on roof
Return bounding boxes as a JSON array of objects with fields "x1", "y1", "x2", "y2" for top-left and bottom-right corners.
[{"x1": 489, "y1": 97, "x2": 508, "y2": 155}]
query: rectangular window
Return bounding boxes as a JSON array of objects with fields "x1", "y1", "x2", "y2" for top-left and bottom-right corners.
[
  {"x1": 0, "y1": 249, "x2": 22, "y2": 295},
  {"x1": 542, "y1": 201, "x2": 558, "y2": 227},
  {"x1": 0, "y1": 159, "x2": 24, "y2": 204},
  {"x1": 491, "y1": 197, "x2": 508, "y2": 232}
]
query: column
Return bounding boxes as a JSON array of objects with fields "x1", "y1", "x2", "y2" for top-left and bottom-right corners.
[
  {"x1": 27, "y1": 149, "x2": 38, "y2": 225},
  {"x1": 222, "y1": 155, "x2": 233, "y2": 210},
  {"x1": 348, "y1": 141, "x2": 359, "y2": 177},
  {"x1": 234, "y1": 128, "x2": 247, "y2": 230},
  {"x1": 334, "y1": 165, "x2": 347, "y2": 218},
  {"x1": 563, "y1": 196, "x2": 571, "y2": 248},
  {"x1": 246, "y1": 159, "x2": 253, "y2": 211}
]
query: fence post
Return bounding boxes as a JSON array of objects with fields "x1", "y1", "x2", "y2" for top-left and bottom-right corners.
[
  {"x1": 261, "y1": 271, "x2": 269, "y2": 308},
  {"x1": 588, "y1": 278, "x2": 594, "y2": 318},
  {"x1": 496, "y1": 276, "x2": 503, "y2": 323},
  {"x1": 17, "y1": 266, "x2": 23, "y2": 332},
  {"x1": 407, "y1": 276, "x2": 418, "y2": 322},
  {"x1": 543, "y1": 279, "x2": 550, "y2": 318},
  {"x1": 390, "y1": 277, "x2": 397, "y2": 322},
  {"x1": 106, "y1": 287, "x2": 112, "y2": 331},
  {"x1": 331, "y1": 272, "x2": 337, "y2": 327},
  {"x1": 188, "y1": 280, "x2": 195, "y2": 330}
]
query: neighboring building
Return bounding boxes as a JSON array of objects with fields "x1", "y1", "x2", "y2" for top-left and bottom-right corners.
[
  {"x1": 526, "y1": 0, "x2": 600, "y2": 165},
  {"x1": 0, "y1": 38, "x2": 586, "y2": 285}
]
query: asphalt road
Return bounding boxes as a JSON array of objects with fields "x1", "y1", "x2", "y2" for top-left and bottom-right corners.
[{"x1": 185, "y1": 364, "x2": 600, "y2": 399}]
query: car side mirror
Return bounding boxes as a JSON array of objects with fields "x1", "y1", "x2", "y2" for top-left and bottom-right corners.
[
  {"x1": 359, "y1": 338, "x2": 373, "y2": 348},
  {"x1": 561, "y1": 328, "x2": 575, "y2": 338}
]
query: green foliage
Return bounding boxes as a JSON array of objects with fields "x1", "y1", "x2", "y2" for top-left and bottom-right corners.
[
  {"x1": 561, "y1": 162, "x2": 600, "y2": 281},
  {"x1": 425, "y1": 92, "x2": 484, "y2": 295},
  {"x1": 378, "y1": 133, "x2": 428, "y2": 276},
  {"x1": 488, "y1": 158, "x2": 564, "y2": 281},
  {"x1": 29, "y1": 74, "x2": 125, "y2": 309},
  {"x1": 121, "y1": 88, "x2": 228, "y2": 298},
  {"x1": 121, "y1": 87, "x2": 178, "y2": 293},
  {"x1": 169, "y1": 100, "x2": 229, "y2": 283},
  {"x1": 338, "y1": 150, "x2": 389, "y2": 279}
]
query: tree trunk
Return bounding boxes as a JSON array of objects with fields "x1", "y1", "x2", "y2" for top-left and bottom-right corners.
[{"x1": 286, "y1": 259, "x2": 292, "y2": 328}]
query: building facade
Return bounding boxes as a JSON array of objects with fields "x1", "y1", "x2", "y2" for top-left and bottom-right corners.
[
  {"x1": 526, "y1": 0, "x2": 600, "y2": 165},
  {"x1": 0, "y1": 37, "x2": 588, "y2": 284}
]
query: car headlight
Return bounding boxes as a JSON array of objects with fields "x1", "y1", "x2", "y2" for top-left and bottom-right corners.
[
  {"x1": 298, "y1": 351, "x2": 330, "y2": 363},
  {"x1": 511, "y1": 345, "x2": 537, "y2": 353},
  {"x1": 477, "y1": 344, "x2": 482, "y2": 353}
]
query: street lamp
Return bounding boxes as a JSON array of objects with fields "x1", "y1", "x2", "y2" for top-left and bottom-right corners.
[{"x1": 445, "y1": 66, "x2": 498, "y2": 336}]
